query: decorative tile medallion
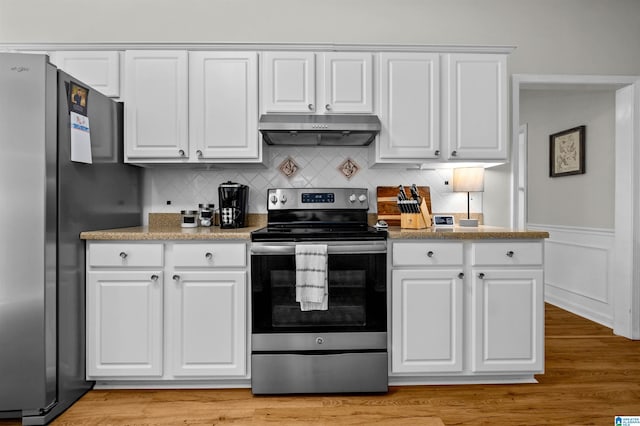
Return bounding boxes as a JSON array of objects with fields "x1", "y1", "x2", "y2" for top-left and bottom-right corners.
[
  {"x1": 278, "y1": 156, "x2": 299, "y2": 178},
  {"x1": 338, "y1": 158, "x2": 360, "y2": 180}
]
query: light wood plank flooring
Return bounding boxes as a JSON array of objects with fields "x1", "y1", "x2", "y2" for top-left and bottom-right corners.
[{"x1": 2, "y1": 304, "x2": 639, "y2": 425}]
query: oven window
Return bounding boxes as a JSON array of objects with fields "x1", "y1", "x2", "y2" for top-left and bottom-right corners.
[{"x1": 251, "y1": 253, "x2": 386, "y2": 333}]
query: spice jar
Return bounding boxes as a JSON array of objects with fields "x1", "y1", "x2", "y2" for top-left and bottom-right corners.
[
  {"x1": 198, "y1": 203, "x2": 215, "y2": 227},
  {"x1": 180, "y1": 210, "x2": 199, "y2": 228}
]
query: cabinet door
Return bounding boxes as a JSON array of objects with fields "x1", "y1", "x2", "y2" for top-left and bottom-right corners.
[
  {"x1": 189, "y1": 52, "x2": 260, "y2": 161},
  {"x1": 322, "y1": 52, "x2": 373, "y2": 113},
  {"x1": 471, "y1": 268, "x2": 544, "y2": 372},
  {"x1": 87, "y1": 271, "x2": 163, "y2": 377},
  {"x1": 391, "y1": 269, "x2": 463, "y2": 373},
  {"x1": 124, "y1": 50, "x2": 189, "y2": 160},
  {"x1": 168, "y1": 271, "x2": 246, "y2": 377},
  {"x1": 50, "y1": 51, "x2": 120, "y2": 97},
  {"x1": 378, "y1": 53, "x2": 440, "y2": 160},
  {"x1": 261, "y1": 52, "x2": 315, "y2": 113},
  {"x1": 444, "y1": 53, "x2": 507, "y2": 160}
]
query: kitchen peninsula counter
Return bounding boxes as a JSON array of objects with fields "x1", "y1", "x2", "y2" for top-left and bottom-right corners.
[{"x1": 386, "y1": 225, "x2": 549, "y2": 240}]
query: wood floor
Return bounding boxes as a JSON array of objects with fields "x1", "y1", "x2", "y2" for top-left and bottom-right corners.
[{"x1": 2, "y1": 304, "x2": 639, "y2": 425}]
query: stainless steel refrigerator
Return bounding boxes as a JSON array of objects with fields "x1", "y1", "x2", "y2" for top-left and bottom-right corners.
[{"x1": 0, "y1": 53, "x2": 142, "y2": 424}]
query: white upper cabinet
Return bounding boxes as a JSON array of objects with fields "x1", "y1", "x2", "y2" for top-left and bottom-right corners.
[
  {"x1": 261, "y1": 52, "x2": 315, "y2": 113},
  {"x1": 50, "y1": 51, "x2": 121, "y2": 98},
  {"x1": 374, "y1": 52, "x2": 508, "y2": 165},
  {"x1": 322, "y1": 52, "x2": 373, "y2": 113},
  {"x1": 261, "y1": 51, "x2": 373, "y2": 114},
  {"x1": 443, "y1": 53, "x2": 507, "y2": 160},
  {"x1": 124, "y1": 50, "x2": 189, "y2": 161},
  {"x1": 189, "y1": 51, "x2": 261, "y2": 162},
  {"x1": 377, "y1": 52, "x2": 440, "y2": 161}
]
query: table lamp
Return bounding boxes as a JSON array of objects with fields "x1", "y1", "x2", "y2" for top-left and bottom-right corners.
[{"x1": 452, "y1": 167, "x2": 484, "y2": 227}]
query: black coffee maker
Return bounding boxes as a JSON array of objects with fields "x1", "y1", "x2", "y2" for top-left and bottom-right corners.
[{"x1": 218, "y1": 181, "x2": 249, "y2": 228}]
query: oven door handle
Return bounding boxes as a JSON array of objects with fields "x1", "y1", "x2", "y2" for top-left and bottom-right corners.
[{"x1": 251, "y1": 242, "x2": 387, "y2": 255}]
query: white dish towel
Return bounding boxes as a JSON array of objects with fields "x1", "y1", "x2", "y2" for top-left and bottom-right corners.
[{"x1": 295, "y1": 244, "x2": 328, "y2": 311}]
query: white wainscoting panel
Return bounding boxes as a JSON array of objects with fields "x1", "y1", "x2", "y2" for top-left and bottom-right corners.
[{"x1": 528, "y1": 224, "x2": 614, "y2": 328}]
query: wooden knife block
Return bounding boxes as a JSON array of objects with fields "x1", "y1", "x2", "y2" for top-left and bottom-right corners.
[
  {"x1": 400, "y1": 198, "x2": 432, "y2": 229},
  {"x1": 377, "y1": 186, "x2": 432, "y2": 227}
]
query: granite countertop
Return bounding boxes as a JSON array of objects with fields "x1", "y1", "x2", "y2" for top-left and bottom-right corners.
[
  {"x1": 81, "y1": 223, "x2": 548, "y2": 241},
  {"x1": 387, "y1": 225, "x2": 549, "y2": 240},
  {"x1": 80, "y1": 225, "x2": 262, "y2": 241},
  {"x1": 80, "y1": 213, "x2": 265, "y2": 241}
]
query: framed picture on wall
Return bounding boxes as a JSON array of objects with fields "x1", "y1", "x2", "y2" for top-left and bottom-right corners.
[{"x1": 549, "y1": 125, "x2": 586, "y2": 177}]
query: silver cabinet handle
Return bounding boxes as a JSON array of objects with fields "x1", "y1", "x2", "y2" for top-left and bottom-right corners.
[
  {"x1": 451, "y1": 150, "x2": 458, "y2": 157},
  {"x1": 196, "y1": 150, "x2": 203, "y2": 158},
  {"x1": 119, "y1": 252, "x2": 127, "y2": 259},
  {"x1": 325, "y1": 104, "x2": 331, "y2": 111},
  {"x1": 506, "y1": 250, "x2": 515, "y2": 257},
  {"x1": 150, "y1": 274, "x2": 159, "y2": 281},
  {"x1": 178, "y1": 149, "x2": 186, "y2": 157},
  {"x1": 173, "y1": 274, "x2": 180, "y2": 281},
  {"x1": 478, "y1": 272, "x2": 485, "y2": 279},
  {"x1": 458, "y1": 272, "x2": 464, "y2": 279},
  {"x1": 205, "y1": 252, "x2": 213, "y2": 260},
  {"x1": 427, "y1": 250, "x2": 434, "y2": 258},
  {"x1": 308, "y1": 103, "x2": 314, "y2": 111},
  {"x1": 434, "y1": 150, "x2": 440, "y2": 156}
]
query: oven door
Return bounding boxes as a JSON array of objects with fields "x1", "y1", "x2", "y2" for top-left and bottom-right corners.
[{"x1": 250, "y1": 241, "x2": 387, "y2": 334}]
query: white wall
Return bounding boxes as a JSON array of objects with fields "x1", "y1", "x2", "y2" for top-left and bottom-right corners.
[
  {"x1": 522, "y1": 89, "x2": 615, "y2": 229},
  {"x1": 521, "y1": 88, "x2": 618, "y2": 328},
  {"x1": 2, "y1": 0, "x2": 640, "y2": 75}
]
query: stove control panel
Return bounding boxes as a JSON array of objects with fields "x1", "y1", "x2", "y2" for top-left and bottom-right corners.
[{"x1": 267, "y1": 188, "x2": 369, "y2": 210}]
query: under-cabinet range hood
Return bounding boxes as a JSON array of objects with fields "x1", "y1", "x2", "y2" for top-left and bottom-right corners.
[{"x1": 258, "y1": 114, "x2": 381, "y2": 146}]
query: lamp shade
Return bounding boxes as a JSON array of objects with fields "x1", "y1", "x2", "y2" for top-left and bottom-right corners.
[{"x1": 452, "y1": 167, "x2": 485, "y2": 192}]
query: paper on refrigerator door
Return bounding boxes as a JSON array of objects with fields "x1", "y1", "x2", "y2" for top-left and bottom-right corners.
[{"x1": 70, "y1": 111, "x2": 92, "y2": 164}]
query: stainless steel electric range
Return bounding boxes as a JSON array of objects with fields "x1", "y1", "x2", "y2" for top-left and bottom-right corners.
[{"x1": 250, "y1": 187, "x2": 388, "y2": 394}]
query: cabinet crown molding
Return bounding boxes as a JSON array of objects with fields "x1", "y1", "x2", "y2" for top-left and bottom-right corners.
[{"x1": 1, "y1": 42, "x2": 516, "y2": 54}]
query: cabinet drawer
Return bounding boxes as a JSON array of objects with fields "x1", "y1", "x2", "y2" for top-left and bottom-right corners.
[
  {"x1": 393, "y1": 242, "x2": 463, "y2": 266},
  {"x1": 89, "y1": 243, "x2": 164, "y2": 268},
  {"x1": 173, "y1": 243, "x2": 246, "y2": 268},
  {"x1": 472, "y1": 241, "x2": 543, "y2": 266}
]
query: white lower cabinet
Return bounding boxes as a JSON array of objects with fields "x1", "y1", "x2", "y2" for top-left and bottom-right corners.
[
  {"x1": 167, "y1": 270, "x2": 246, "y2": 377},
  {"x1": 391, "y1": 269, "x2": 463, "y2": 373},
  {"x1": 390, "y1": 239, "x2": 544, "y2": 382},
  {"x1": 86, "y1": 241, "x2": 247, "y2": 384},
  {"x1": 87, "y1": 270, "x2": 164, "y2": 377},
  {"x1": 470, "y1": 241, "x2": 544, "y2": 373}
]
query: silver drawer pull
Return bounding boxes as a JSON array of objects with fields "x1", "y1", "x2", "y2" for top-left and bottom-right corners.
[
  {"x1": 478, "y1": 272, "x2": 485, "y2": 279},
  {"x1": 173, "y1": 274, "x2": 180, "y2": 281},
  {"x1": 119, "y1": 252, "x2": 127, "y2": 259},
  {"x1": 427, "y1": 250, "x2": 434, "y2": 258},
  {"x1": 205, "y1": 252, "x2": 213, "y2": 260},
  {"x1": 506, "y1": 250, "x2": 515, "y2": 257},
  {"x1": 150, "y1": 274, "x2": 159, "y2": 281},
  {"x1": 458, "y1": 272, "x2": 464, "y2": 279}
]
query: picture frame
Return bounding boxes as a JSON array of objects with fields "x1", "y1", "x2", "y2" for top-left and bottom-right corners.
[
  {"x1": 67, "y1": 81, "x2": 90, "y2": 116},
  {"x1": 549, "y1": 125, "x2": 585, "y2": 177}
]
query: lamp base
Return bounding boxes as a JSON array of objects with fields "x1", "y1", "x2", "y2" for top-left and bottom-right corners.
[{"x1": 458, "y1": 218, "x2": 479, "y2": 227}]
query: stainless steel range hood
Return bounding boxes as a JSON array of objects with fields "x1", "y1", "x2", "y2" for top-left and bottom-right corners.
[{"x1": 258, "y1": 114, "x2": 381, "y2": 146}]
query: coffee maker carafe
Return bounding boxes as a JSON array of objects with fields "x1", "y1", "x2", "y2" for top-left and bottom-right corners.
[{"x1": 218, "y1": 181, "x2": 249, "y2": 228}]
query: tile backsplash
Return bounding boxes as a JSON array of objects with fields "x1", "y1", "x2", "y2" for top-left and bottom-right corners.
[{"x1": 142, "y1": 146, "x2": 481, "y2": 224}]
